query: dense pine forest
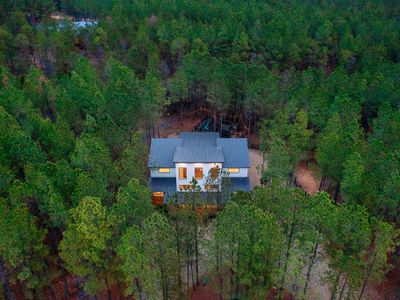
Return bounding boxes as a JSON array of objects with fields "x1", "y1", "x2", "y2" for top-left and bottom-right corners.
[{"x1": 0, "y1": 0, "x2": 399, "y2": 299}]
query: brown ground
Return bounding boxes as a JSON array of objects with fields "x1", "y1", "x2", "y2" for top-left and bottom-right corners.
[
  {"x1": 157, "y1": 112, "x2": 206, "y2": 138},
  {"x1": 294, "y1": 161, "x2": 320, "y2": 194},
  {"x1": 191, "y1": 284, "x2": 220, "y2": 300},
  {"x1": 249, "y1": 149, "x2": 263, "y2": 188}
]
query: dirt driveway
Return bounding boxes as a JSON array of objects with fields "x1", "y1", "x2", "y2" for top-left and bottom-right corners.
[
  {"x1": 248, "y1": 149, "x2": 263, "y2": 188},
  {"x1": 294, "y1": 162, "x2": 320, "y2": 194}
]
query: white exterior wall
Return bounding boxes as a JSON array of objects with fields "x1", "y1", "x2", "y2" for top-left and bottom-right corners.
[
  {"x1": 175, "y1": 162, "x2": 223, "y2": 191},
  {"x1": 150, "y1": 168, "x2": 176, "y2": 178},
  {"x1": 223, "y1": 168, "x2": 248, "y2": 177}
]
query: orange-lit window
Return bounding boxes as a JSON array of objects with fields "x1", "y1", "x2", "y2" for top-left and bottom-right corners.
[
  {"x1": 179, "y1": 184, "x2": 193, "y2": 190},
  {"x1": 152, "y1": 192, "x2": 164, "y2": 206},
  {"x1": 179, "y1": 167, "x2": 187, "y2": 179},
  {"x1": 205, "y1": 184, "x2": 219, "y2": 190},
  {"x1": 210, "y1": 167, "x2": 219, "y2": 179},
  {"x1": 195, "y1": 168, "x2": 203, "y2": 179},
  {"x1": 228, "y1": 168, "x2": 240, "y2": 173},
  {"x1": 159, "y1": 168, "x2": 170, "y2": 173}
]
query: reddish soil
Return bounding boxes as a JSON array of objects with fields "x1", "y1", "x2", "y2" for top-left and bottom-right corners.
[
  {"x1": 294, "y1": 161, "x2": 319, "y2": 195},
  {"x1": 158, "y1": 112, "x2": 206, "y2": 138},
  {"x1": 249, "y1": 149, "x2": 263, "y2": 188},
  {"x1": 191, "y1": 284, "x2": 221, "y2": 300},
  {"x1": 365, "y1": 254, "x2": 400, "y2": 300}
]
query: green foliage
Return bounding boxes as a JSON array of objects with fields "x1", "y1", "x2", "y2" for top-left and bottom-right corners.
[
  {"x1": 116, "y1": 132, "x2": 148, "y2": 186},
  {"x1": 0, "y1": 0, "x2": 399, "y2": 298},
  {"x1": 71, "y1": 133, "x2": 116, "y2": 203},
  {"x1": 0, "y1": 106, "x2": 45, "y2": 171},
  {"x1": 141, "y1": 212, "x2": 179, "y2": 300},
  {"x1": 117, "y1": 225, "x2": 159, "y2": 299},
  {"x1": 110, "y1": 178, "x2": 154, "y2": 234},
  {"x1": 0, "y1": 199, "x2": 48, "y2": 296},
  {"x1": 105, "y1": 58, "x2": 140, "y2": 130},
  {"x1": 324, "y1": 204, "x2": 371, "y2": 298},
  {"x1": 260, "y1": 110, "x2": 312, "y2": 184},
  {"x1": 341, "y1": 104, "x2": 400, "y2": 224},
  {"x1": 317, "y1": 113, "x2": 364, "y2": 181},
  {"x1": 214, "y1": 199, "x2": 284, "y2": 298},
  {"x1": 60, "y1": 196, "x2": 112, "y2": 295}
]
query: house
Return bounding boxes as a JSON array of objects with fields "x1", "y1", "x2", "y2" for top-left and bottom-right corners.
[{"x1": 148, "y1": 132, "x2": 250, "y2": 205}]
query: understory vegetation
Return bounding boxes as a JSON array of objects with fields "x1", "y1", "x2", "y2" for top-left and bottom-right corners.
[{"x1": 0, "y1": 0, "x2": 399, "y2": 299}]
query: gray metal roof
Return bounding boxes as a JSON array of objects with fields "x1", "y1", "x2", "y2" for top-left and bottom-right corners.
[
  {"x1": 217, "y1": 138, "x2": 250, "y2": 168},
  {"x1": 180, "y1": 132, "x2": 220, "y2": 146},
  {"x1": 148, "y1": 132, "x2": 249, "y2": 167},
  {"x1": 173, "y1": 146, "x2": 224, "y2": 163},
  {"x1": 148, "y1": 138, "x2": 181, "y2": 167}
]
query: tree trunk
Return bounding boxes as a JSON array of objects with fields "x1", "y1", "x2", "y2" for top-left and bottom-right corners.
[
  {"x1": 116, "y1": 277, "x2": 124, "y2": 300},
  {"x1": 248, "y1": 113, "x2": 251, "y2": 138},
  {"x1": 220, "y1": 113, "x2": 223, "y2": 135},
  {"x1": 194, "y1": 225, "x2": 199, "y2": 287},
  {"x1": 281, "y1": 211, "x2": 296, "y2": 294},
  {"x1": 216, "y1": 242, "x2": 223, "y2": 300},
  {"x1": 179, "y1": 98, "x2": 183, "y2": 126},
  {"x1": 42, "y1": 258, "x2": 57, "y2": 300},
  {"x1": 47, "y1": 281, "x2": 57, "y2": 300},
  {"x1": 135, "y1": 278, "x2": 143, "y2": 300},
  {"x1": 287, "y1": 172, "x2": 294, "y2": 187},
  {"x1": 319, "y1": 176, "x2": 325, "y2": 191},
  {"x1": 186, "y1": 241, "x2": 190, "y2": 296},
  {"x1": 330, "y1": 273, "x2": 341, "y2": 300},
  {"x1": 158, "y1": 241, "x2": 167, "y2": 300},
  {"x1": 16, "y1": 279, "x2": 24, "y2": 299},
  {"x1": 0, "y1": 258, "x2": 15, "y2": 300},
  {"x1": 190, "y1": 258, "x2": 195, "y2": 291},
  {"x1": 58, "y1": 255, "x2": 71, "y2": 299},
  {"x1": 75, "y1": 277, "x2": 86, "y2": 300},
  {"x1": 334, "y1": 182, "x2": 340, "y2": 202},
  {"x1": 174, "y1": 220, "x2": 183, "y2": 294},
  {"x1": 105, "y1": 276, "x2": 112, "y2": 300},
  {"x1": 338, "y1": 276, "x2": 347, "y2": 300},
  {"x1": 359, "y1": 249, "x2": 377, "y2": 300},
  {"x1": 303, "y1": 232, "x2": 320, "y2": 297}
]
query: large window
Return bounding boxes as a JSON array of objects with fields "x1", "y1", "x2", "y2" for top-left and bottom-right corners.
[
  {"x1": 195, "y1": 167, "x2": 203, "y2": 179},
  {"x1": 159, "y1": 168, "x2": 170, "y2": 173},
  {"x1": 179, "y1": 167, "x2": 187, "y2": 179},
  {"x1": 152, "y1": 192, "x2": 164, "y2": 206},
  {"x1": 228, "y1": 168, "x2": 240, "y2": 173},
  {"x1": 210, "y1": 167, "x2": 220, "y2": 179},
  {"x1": 179, "y1": 184, "x2": 193, "y2": 190}
]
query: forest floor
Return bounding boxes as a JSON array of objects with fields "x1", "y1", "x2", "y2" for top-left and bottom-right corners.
[
  {"x1": 157, "y1": 112, "x2": 206, "y2": 138},
  {"x1": 294, "y1": 162, "x2": 320, "y2": 194},
  {"x1": 249, "y1": 149, "x2": 263, "y2": 188}
]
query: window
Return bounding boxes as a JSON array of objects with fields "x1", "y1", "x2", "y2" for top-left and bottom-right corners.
[
  {"x1": 228, "y1": 168, "x2": 240, "y2": 173},
  {"x1": 210, "y1": 167, "x2": 220, "y2": 179},
  {"x1": 179, "y1": 184, "x2": 193, "y2": 190},
  {"x1": 152, "y1": 192, "x2": 164, "y2": 206},
  {"x1": 159, "y1": 168, "x2": 170, "y2": 173},
  {"x1": 179, "y1": 167, "x2": 187, "y2": 179},
  {"x1": 195, "y1": 167, "x2": 203, "y2": 179},
  {"x1": 205, "y1": 184, "x2": 219, "y2": 191}
]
